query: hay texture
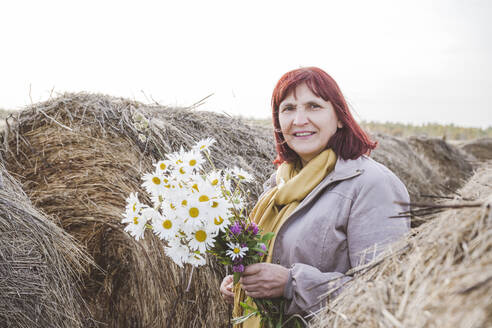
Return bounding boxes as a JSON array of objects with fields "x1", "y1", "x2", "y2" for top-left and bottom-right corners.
[
  {"x1": 309, "y1": 161, "x2": 492, "y2": 328},
  {"x1": 0, "y1": 162, "x2": 90, "y2": 328},
  {"x1": 370, "y1": 134, "x2": 474, "y2": 204},
  {"x1": 457, "y1": 137, "x2": 492, "y2": 162},
  {"x1": 1, "y1": 93, "x2": 276, "y2": 327}
]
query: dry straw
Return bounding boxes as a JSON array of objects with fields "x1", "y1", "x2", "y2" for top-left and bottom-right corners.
[
  {"x1": 370, "y1": 133, "x2": 474, "y2": 205},
  {"x1": 0, "y1": 92, "x2": 276, "y2": 327},
  {"x1": 0, "y1": 162, "x2": 91, "y2": 328},
  {"x1": 309, "y1": 161, "x2": 492, "y2": 328}
]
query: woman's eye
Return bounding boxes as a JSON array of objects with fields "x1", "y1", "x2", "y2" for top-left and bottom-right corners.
[
  {"x1": 309, "y1": 103, "x2": 320, "y2": 109},
  {"x1": 281, "y1": 106, "x2": 294, "y2": 112}
]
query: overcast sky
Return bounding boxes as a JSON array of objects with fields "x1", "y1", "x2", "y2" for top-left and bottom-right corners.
[{"x1": 1, "y1": 0, "x2": 490, "y2": 127}]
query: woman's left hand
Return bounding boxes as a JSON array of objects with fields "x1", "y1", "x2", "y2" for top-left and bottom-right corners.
[{"x1": 239, "y1": 263, "x2": 289, "y2": 298}]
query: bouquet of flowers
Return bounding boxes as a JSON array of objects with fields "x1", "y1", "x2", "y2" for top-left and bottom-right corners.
[{"x1": 121, "y1": 138, "x2": 284, "y2": 325}]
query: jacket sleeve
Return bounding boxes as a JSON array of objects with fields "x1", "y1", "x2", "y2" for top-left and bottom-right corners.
[{"x1": 283, "y1": 168, "x2": 410, "y2": 316}]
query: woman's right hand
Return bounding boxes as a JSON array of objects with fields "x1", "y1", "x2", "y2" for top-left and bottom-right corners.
[{"x1": 220, "y1": 275, "x2": 234, "y2": 304}]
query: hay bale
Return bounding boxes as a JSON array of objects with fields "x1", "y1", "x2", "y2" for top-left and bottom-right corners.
[
  {"x1": 309, "y1": 161, "x2": 492, "y2": 328},
  {"x1": 0, "y1": 162, "x2": 91, "y2": 328},
  {"x1": 1, "y1": 92, "x2": 276, "y2": 327},
  {"x1": 457, "y1": 137, "x2": 492, "y2": 162},
  {"x1": 370, "y1": 134, "x2": 474, "y2": 204}
]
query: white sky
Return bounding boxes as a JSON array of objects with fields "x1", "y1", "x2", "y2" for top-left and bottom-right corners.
[{"x1": 1, "y1": 0, "x2": 491, "y2": 127}]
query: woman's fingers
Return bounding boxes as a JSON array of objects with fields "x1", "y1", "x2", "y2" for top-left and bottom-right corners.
[
  {"x1": 220, "y1": 275, "x2": 235, "y2": 304},
  {"x1": 240, "y1": 263, "x2": 289, "y2": 298}
]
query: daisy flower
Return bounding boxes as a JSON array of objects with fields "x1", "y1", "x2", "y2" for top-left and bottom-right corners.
[
  {"x1": 125, "y1": 192, "x2": 142, "y2": 215},
  {"x1": 142, "y1": 172, "x2": 166, "y2": 196},
  {"x1": 153, "y1": 215, "x2": 179, "y2": 241},
  {"x1": 188, "y1": 226, "x2": 216, "y2": 253},
  {"x1": 231, "y1": 166, "x2": 253, "y2": 182},
  {"x1": 182, "y1": 150, "x2": 204, "y2": 172},
  {"x1": 154, "y1": 160, "x2": 172, "y2": 174},
  {"x1": 165, "y1": 240, "x2": 190, "y2": 268},
  {"x1": 185, "y1": 252, "x2": 206, "y2": 267},
  {"x1": 206, "y1": 170, "x2": 223, "y2": 188},
  {"x1": 122, "y1": 210, "x2": 148, "y2": 241},
  {"x1": 210, "y1": 214, "x2": 230, "y2": 233},
  {"x1": 193, "y1": 137, "x2": 216, "y2": 153},
  {"x1": 226, "y1": 242, "x2": 248, "y2": 260}
]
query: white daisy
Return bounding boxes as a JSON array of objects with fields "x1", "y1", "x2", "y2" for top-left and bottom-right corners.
[
  {"x1": 164, "y1": 240, "x2": 190, "y2": 268},
  {"x1": 193, "y1": 137, "x2": 216, "y2": 153},
  {"x1": 185, "y1": 252, "x2": 206, "y2": 267},
  {"x1": 122, "y1": 210, "x2": 148, "y2": 241},
  {"x1": 226, "y1": 242, "x2": 248, "y2": 260},
  {"x1": 231, "y1": 166, "x2": 253, "y2": 182},
  {"x1": 210, "y1": 214, "x2": 230, "y2": 233},
  {"x1": 125, "y1": 192, "x2": 142, "y2": 215},
  {"x1": 154, "y1": 160, "x2": 172, "y2": 174},
  {"x1": 177, "y1": 197, "x2": 208, "y2": 233},
  {"x1": 182, "y1": 150, "x2": 204, "y2": 172},
  {"x1": 206, "y1": 170, "x2": 223, "y2": 189},
  {"x1": 153, "y1": 214, "x2": 179, "y2": 241},
  {"x1": 142, "y1": 172, "x2": 167, "y2": 196},
  {"x1": 188, "y1": 226, "x2": 216, "y2": 253}
]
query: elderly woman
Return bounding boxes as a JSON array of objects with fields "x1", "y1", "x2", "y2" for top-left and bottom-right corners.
[{"x1": 220, "y1": 67, "x2": 410, "y2": 326}]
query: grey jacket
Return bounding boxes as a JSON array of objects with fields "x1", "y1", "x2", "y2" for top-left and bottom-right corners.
[{"x1": 263, "y1": 155, "x2": 410, "y2": 317}]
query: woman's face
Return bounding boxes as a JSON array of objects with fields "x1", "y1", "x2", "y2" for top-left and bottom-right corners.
[{"x1": 278, "y1": 83, "x2": 342, "y2": 165}]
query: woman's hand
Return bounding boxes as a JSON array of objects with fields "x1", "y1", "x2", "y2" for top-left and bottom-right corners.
[
  {"x1": 240, "y1": 263, "x2": 289, "y2": 298},
  {"x1": 220, "y1": 275, "x2": 235, "y2": 304}
]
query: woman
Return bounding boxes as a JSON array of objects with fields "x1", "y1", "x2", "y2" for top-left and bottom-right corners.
[{"x1": 220, "y1": 67, "x2": 410, "y2": 326}]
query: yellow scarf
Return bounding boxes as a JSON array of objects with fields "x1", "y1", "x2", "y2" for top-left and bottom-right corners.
[{"x1": 232, "y1": 149, "x2": 337, "y2": 327}]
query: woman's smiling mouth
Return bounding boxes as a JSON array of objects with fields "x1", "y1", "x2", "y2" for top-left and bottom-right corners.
[{"x1": 293, "y1": 131, "x2": 315, "y2": 137}]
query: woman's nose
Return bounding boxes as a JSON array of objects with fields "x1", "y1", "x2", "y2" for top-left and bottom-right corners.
[{"x1": 293, "y1": 109, "x2": 309, "y2": 125}]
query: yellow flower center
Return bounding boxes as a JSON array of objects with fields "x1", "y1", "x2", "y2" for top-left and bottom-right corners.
[
  {"x1": 195, "y1": 230, "x2": 207, "y2": 242},
  {"x1": 189, "y1": 159, "x2": 197, "y2": 166},
  {"x1": 165, "y1": 184, "x2": 171, "y2": 189},
  {"x1": 152, "y1": 177, "x2": 161, "y2": 185},
  {"x1": 132, "y1": 203, "x2": 136, "y2": 212},
  {"x1": 192, "y1": 183, "x2": 199, "y2": 192},
  {"x1": 199, "y1": 195, "x2": 209, "y2": 202},
  {"x1": 181, "y1": 200, "x2": 187, "y2": 206},
  {"x1": 179, "y1": 167, "x2": 185, "y2": 174},
  {"x1": 162, "y1": 220, "x2": 172, "y2": 230},
  {"x1": 133, "y1": 217, "x2": 139, "y2": 225},
  {"x1": 160, "y1": 163, "x2": 166, "y2": 170},
  {"x1": 211, "y1": 201, "x2": 219, "y2": 208},
  {"x1": 233, "y1": 247, "x2": 240, "y2": 254},
  {"x1": 170, "y1": 203, "x2": 176, "y2": 210},
  {"x1": 214, "y1": 216, "x2": 224, "y2": 225},
  {"x1": 211, "y1": 179, "x2": 219, "y2": 186},
  {"x1": 200, "y1": 145, "x2": 206, "y2": 150},
  {"x1": 189, "y1": 207, "x2": 199, "y2": 218}
]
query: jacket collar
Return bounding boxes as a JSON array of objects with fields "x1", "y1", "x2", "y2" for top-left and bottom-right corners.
[{"x1": 282, "y1": 155, "x2": 365, "y2": 222}]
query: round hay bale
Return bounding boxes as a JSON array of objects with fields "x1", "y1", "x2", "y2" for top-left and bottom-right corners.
[
  {"x1": 1, "y1": 92, "x2": 276, "y2": 327},
  {"x1": 457, "y1": 137, "x2": 492, "y2": 162},
  {"x1": 0, "y1": 162, "x2": 91, "y2": 328},
  {"x1": 309, "y1": 161, "x2": 492, "y2": 328},
  {"x1": 406, "y1": 136, "x2": 474, "y2": 191},
  {"x1": 370, "y1": 134, "x2": 474, "y2": 204},
  {"x1": 370, "y1": 133, "x2": 444, "y2": 202}
]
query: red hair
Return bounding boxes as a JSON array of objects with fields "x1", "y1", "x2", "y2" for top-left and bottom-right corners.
[{"x1": 271, "y1": 67, "x2": 377, "y2": 165}]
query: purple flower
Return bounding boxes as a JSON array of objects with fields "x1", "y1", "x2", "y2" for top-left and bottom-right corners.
[
  {"x1": 233, "y1": 264, "x2": 245, "y2": 273},
  {"x1": 230, "y1": 222, "x2": 242, "y2": 235},
  {"x1": 247, "y1": 222, "x2": 259, "y2": 235},
  {"x1": 257, "y1": 243, "x2": 267, "y2": 257}
]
